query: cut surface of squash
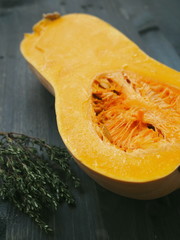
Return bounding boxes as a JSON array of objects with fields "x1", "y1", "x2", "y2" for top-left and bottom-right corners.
[
  {"x1": 92, "y1": 71, "x2": 180, "y2": 151},
  {"x1": 20, "y1": 13, "x2": 180, "y2": 199}
]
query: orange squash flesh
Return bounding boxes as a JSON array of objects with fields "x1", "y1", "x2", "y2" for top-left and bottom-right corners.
[{"x1": 20, "y1": 13, "x2": 180, "y2": 199}]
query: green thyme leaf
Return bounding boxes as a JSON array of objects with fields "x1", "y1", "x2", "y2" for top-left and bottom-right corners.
[{"x1": 0, "y1": 132, "x2": 80, "y2": 232}]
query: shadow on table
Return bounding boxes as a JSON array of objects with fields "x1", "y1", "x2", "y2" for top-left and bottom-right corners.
[{"x1": 96, "y1": 185, "x2": 180, "y2": 240}]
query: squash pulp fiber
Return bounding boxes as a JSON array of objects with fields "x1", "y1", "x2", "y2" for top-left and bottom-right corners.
[{"x1": 20, "y1": 13, "x2": 180, "y2": 199}]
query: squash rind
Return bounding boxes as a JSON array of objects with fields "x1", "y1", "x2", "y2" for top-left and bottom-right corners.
[{"x1": 20, "y1": 13, "x2": 180, "y2": 199}]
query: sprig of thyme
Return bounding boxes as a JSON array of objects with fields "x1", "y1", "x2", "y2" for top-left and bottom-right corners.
[{"x1": 0, "y1": 132, "x2": 80, "y2": 232}]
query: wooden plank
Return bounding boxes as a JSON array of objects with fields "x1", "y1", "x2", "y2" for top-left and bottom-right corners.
[
  {"x1": 0, "y1": 1, "x2": 106, "y2": 239},
  {"x1": 0, "y1": 0, "x2": 180, "y2": 239},
  {"x1": 116, "y1": 0, "x2": 180, "y2": 70},
  {"x1": 0, "y1": 202, "x2": 8, "y2": 240},
  {"x1": 144, "y1": 0, "x2": 180, "y2": 57},
  {"x1": 140, "y1": 29, "x2": 180, "y2": 70}
]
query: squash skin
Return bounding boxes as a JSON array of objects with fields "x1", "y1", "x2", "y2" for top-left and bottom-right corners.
[
  {"x1": 20, "y1": 13, "x2": 180, "y2": 199},
  {"x1": 28, "y1": 65, "x2": 180, "y2": 200}
]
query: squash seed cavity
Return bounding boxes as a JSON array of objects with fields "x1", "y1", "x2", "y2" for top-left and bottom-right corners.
[{"x1": 91, "y1": 71, "x2": 180, "y2": 151}]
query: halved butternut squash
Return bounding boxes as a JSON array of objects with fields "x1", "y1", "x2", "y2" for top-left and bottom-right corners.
[{"x1": 20, "y1": 13, "x2": 180, "y2": 199}]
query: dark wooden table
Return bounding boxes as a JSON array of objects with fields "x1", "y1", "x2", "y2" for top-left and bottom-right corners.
[{"x1": 0, "y1": 0, "x2": 180, "y2": 239}]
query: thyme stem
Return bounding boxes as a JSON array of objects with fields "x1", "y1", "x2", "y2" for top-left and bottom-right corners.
[{"x1": 0, "y1": 132, "x2": 80, "y2": 232}]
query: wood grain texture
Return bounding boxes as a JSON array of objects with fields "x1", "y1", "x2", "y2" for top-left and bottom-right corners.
[{"x1": 0, "y1": 0, "x2": 180, "y2": 239}]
